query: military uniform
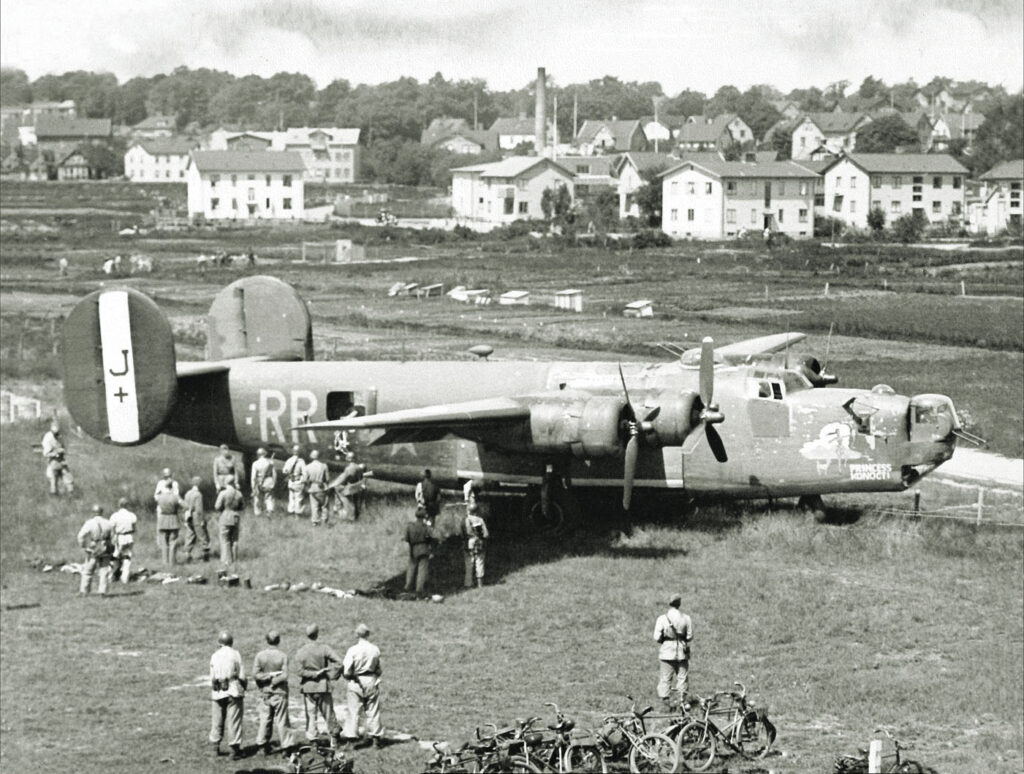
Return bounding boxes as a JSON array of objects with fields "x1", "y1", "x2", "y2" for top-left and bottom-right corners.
[
  {"x1": 209, "y1": 643, "x2": 246, "y2": 754},
  {"x1": 108, "y1": 505, "x2": 138, "y2": 584},
  {"x1": 462, "y1": 509, "x2": 489, "y2": 588},
  {"x1": 403, "y1": 512, "x2": 436, "y2": 595},
  {"x1": 42, "y1": 428, "x2": 73, "y2": 495},
  {"x1": 337, "y1": 462, "x2": 365, "y2": 521},
  {"x1": 155, "y1": 489, "x2": 182, "y2": 566},
  {"x1": 294, "y1": 638, "x2": 343, "y2": 740},
  {"x1": 183, "y1": 483, "x2": 210, "y2": 561},
  {"x1": 253, "y1": 645, "x2": 294, "y2": 751},
  {"x1": 303, "y1": 457, "x2": 330, "y2": 526},
  {"x1": 342, "y1": 633, "x2": 383, "y2": 742},
  {"x1": 154, "y1": 476, "x2": 180, "y2": 499},
  {"x1": 653, "y1": 600, "x2": 693, "y2": 707},
  {"x1": 213, "y1": 450, "x2": 242, "y2": 492},
  {"x1": 415, "y1": 474, "x2": 441, "y2": 523},
  {"x1": 77, "y1": 512, "x2": 113, "y2": 594},
  {"x1": 214, "y1": 484, "x2": 244, "y2": 565},
  {"x1": 250, "y1": 455, "x2": 278, "y2": 516},
  {"x1": 282, "y1": 453, "x2": 307, "y2": 516}
]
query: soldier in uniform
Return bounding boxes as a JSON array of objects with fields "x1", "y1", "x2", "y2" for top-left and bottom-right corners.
[
  {"x1": 253, "y1": 630, "x2": 295, "y2": 755},
  {"x1": 403, "y1": 506, "x2": 437, "y2": 597},
  {"x1": 214, "y1": 476, "x2": 244, "y2": 565},
  {"x1": 294, "y1": 624, "x2": 343, "y2": 743},
  {"x1": 154, "y1": 467, "x2": 180, "y2": 498},
  {"x1": 250, "y1": 447, "x2": 278, "y2": 517},
  {"x1": 213, "y1": 445, "x2": 242, "y2": 492},
  {"x1": 462, "y1": 501, "x2": 489, "y2": 589},
  {"x1": 209, "y1": 631, "x2": 246, "y2": 760},
  {"x1": 282, "y1": 445, "x2": 307, "y2": 517},
  {"x1": 108, "y1": 497, "x2": 138, "y2": 584},
  {"x1": 303, "y1": 450, "x2": 330, "y2": 526},
  {"x1": 341, "y1": 623, "x2": 384, "y2": 747},
  {"x1": 336, "y1": 453, "x2": 370, "y2": 522},
  {"x1": 183, "y1": 476, "x2": 210, "y2": 562},
  {"x1": 154, "y1": 477, "x2": 183, "y2": 567},
  {"x1": 653, "y1": 593, "x2": 693, "y2": 710},
  {"x1": 41, "y1": 421, "x2": 73, "y2": 496},
  {"x1": 415, "y1": 468, "x2": 441, "y2": 525},
  {"x1": 77, "y1": 505, "x2": 113, "y2": 595}
]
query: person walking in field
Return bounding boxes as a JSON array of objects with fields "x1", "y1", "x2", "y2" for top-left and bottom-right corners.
[
  {"x1": 462, "y1": 501, "x2": 489, "y2": 589},
  {"x1": 341, "y1": 623, "x2": 384, "y2": 748},
  {"x1": 653, "y1": 593, "x2": 693, "y2": 710},
  {"x1": 154, "y1": 477, "x2": 183, "y2": 567},
  {"x1": 214, "y1": 476, "x2": 244, "y2": 565},
  {"x1": 183, "y1": 476, "x2": 210, "y2": 562},
  {"x1": 253, "y1": 630, "x2": 295, "y2": 756},
  {"x1": 403, "y1": 506, "x2": 437, "y2": 597},
  {"x1": 294, "y1": 624, "x2": 343, "y2": 743},
  {"x1": 209, "y1": 631, "x2": 246, "y2": 760},
  {"x1": 282, "y1": 445, "x2": 307, "y2": 517},
  {"x1": 108, "y1": 497, "x2": 138, "y2": 584},
  {"x1": 415, "y1": 468, "x2": 441, "y2": 525},
  {"x1": 250, "y1": 447, "x2": 278, "y2": 516},
  {"x1": 303, "y1": 450, "x2": 330, "y2": 526},
  {"x1": 77, "y1": 504, "x2": 114, "y2": 595},
  {"x1": 41, "y1": 421, "x2": 73, "y2": 496}
]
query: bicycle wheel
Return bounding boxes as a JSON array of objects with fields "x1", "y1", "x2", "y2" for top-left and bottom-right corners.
[
  {"x1": 628, "y1": 732, "x2": 680, "y2": 774},
  {"x1": 482, "y1": 755, "x2": 542, "y2": 773},
  {"x1": 565, "y1": 743, "x2": 608, "y2": 773},
  {"x1": 737, "y1": 711, "x2": 775, "y2": 759},
  {"x1": 888, "y1": 761, "x2": 924, "y2": 774},
  {"x1": 675, "y1": 721, "x2": 716, "y2": 772}
]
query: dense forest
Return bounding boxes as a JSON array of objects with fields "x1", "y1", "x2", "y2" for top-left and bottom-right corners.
[{"x1": 1, "y1": 66, "x2": 1021, "y2": 183}]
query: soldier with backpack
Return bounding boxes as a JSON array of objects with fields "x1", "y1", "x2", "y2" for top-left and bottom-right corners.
[{"x1": 462, "y1": 502, "x2": 489, "y2": 589}]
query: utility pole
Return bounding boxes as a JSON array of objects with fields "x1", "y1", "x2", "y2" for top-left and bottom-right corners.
[
  {"x1": 473, "y1": 91, "x2": 478, "y2": 131},
  {"x1": 573, "y1": 92, "x2": 578, "y2": 142}
]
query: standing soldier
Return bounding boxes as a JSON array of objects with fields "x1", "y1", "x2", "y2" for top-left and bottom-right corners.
[
  {"x1": 337, "y1": 453, "x2": 370, "y2": 522},
  {"x1": 403, "y1": 506, "x2": 437, "y2": 597},
  {"x1": 282, "y1": 445, "x2": 307, "y2": 518},
  {"x1": 155, "y1": 475, "x2": 183, "y2": 567},
  {"x1": 303, "y1": 450, "x2": 330, "y2": 526},
  {"x1": 41, "y1": 421, "x2": 74, "y2": 496},
  {"x1": 77, "y1": 505, "x2": 113, "y2": 595},
  {"x1": 209, "y1": 631, "x2": 246, "y2": 760},
  {"x1": 415, "y1": 469, "x2": 441, "y2": 525},
  {"x1": 341, "y1": 623, "x2": 384, "y2": 748},
  {"x1": 294, "y1": 623, "x2": 343, "y2": 743},
  {"x1": 154, "y1": 467, "x2": 180, "y2": 498},
  {"x1": 183, "y1": 476, "x2": 210, "y2": 562},
  {"x1": 462, "y1": 502, "x2": 489, "y2": 589},
  {"x1": 213, "y1": 445, "x2": 242, "y2": 492},
  {"x1": 653, "y1": 593, "x2": 693, "y2": 710},
  {"x1": 250, "y1": 448, "x2": 278, "y2": 517},
  {"x1": 253, "y1": 630, "x2": 295, "y2": 756},
  {"x1": 108, "y1": 497, "x2": 138, "y2": 584},
  {"x1": 214, "y1": 476, "x2": 244, "y2": 565}
]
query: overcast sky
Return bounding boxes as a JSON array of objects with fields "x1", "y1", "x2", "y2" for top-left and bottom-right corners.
[{"x1": 2, "y1": 0, "x2": 1022, "y2": 94}]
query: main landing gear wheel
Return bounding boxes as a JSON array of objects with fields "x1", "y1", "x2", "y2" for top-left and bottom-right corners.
[
  {"x1": 522, "y1": 481, "x2": 580, "y2": 534},
  {"x1": 798, "y1": 494, "x2": 828, "y2": 522}
]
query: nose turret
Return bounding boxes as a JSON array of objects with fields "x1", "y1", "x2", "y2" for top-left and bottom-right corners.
[{"x1": 902, "y1": 393, "x2": 959, "y2": 484}]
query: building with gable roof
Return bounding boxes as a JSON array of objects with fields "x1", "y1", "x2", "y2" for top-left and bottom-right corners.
[
  {"x1": 489, "y1": 117, "x2": 538, "y2": 151},
  {"x1": 421, "y1": 117, "x2": 490, "y2": 154},
  {"x1": 20, "y1": 116, "x2": 112, "y2": 148},
  {"x1": 660, "y1": 157, "x2": 818, "y2": 239},
  {"x1": 976, "y1": 159, "x2": 1023, "y2": 234},
  {"x1": 132, "y1": 115, "x2": 177, "y2": 139},
  {"x1": 186, "y1": 150, "x2": 307, "y2": 221},
  {"x1": 676, "y1": 114, "x2": 752, "y2": 153},
  {"x1": 819, "y1": 153, "x2": 968, "y2": 229},
  {"x1": 125, "y1": 138, "x2": 198, "y2": 182},
  {"x1": 205, "y1": 127, "x2": 360, "y2": 182},
  {"x1": 612, "y1": 151, "x2": 677, "y2": 219},
  {"x1": 640, "y1": 115, "x2": 687, "y2": 150},
  {"x1": 791, "y1": 112, "x2": 872, "y2": 160},
  {"x1": 56, "y1": 148, "x2": 90, "y2": 180},
  {"x1": 574, "y1": 119, "x2": 648, "y2": 155},
  {"x1": 451, "y1": 156, "x2": 574, "y2": 223}
]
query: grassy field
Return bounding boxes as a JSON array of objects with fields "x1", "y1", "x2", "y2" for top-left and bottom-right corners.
[{"x1": 0, "y1": 420, "x2": 1022, "y2": 774}]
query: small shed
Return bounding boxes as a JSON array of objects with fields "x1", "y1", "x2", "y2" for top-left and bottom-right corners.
[
  {"x1": 499, "y1": 290, "x2": 530, "y2": 306},
  {"x1": 623, "y1": 299, "x2": 654, "y2": 318},
  {"x1": 417, "y1": 283, "x2": 444, "y2": 299},
  {"x1": 387, "y1": 282, "x2": 406, "y2": 297},
  {"x1": 467, "y1": 289, "x2": 492, "y2": 305},
  {"x1": 554, "y1": 289, "x2": 583, "y2": 312}
]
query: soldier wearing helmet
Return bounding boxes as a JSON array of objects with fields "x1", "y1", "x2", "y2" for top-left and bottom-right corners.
[
  {"x1": 76, "y1": 505, "x2": 113, "y2": 595},
  {"x1": 109, "y1": 497, "x2": 138, "y2": 583},
  {"x1": 653, "y1": 593, "x2": 693, "y2": 710},
  {"x1": 213, "y1": 445, "x2": 243, "y2": 492},
  {"x1": 209, "y1": 631, "x2": 246, "y2": 759},
  {"x1": 250, "y1": 447, "x2": 278, "y2": 517},
  {"x1": 282, "y1": 444, "x2": 307, "y2": 517},
  {"x1": 214, "y1": 475, "x2": 244, "y2": 565}
]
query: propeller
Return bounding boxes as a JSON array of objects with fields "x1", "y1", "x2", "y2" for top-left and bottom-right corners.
[
  {"x1": 618, "y1": 365, "x2": 660, "y2": 511},
  {"x1": 802, "y1": 323, "x2": 839, "y2": 387},
  {"x1": 683, "y1": 337, "x2": 728, "y2": 463}
]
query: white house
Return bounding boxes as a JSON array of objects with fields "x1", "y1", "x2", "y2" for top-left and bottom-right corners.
[
  {"x1": 451, "y1": 156, "x2": 574, "y2": 223},
  {"x1": 124, "y1": 138, "x2": 197, "y2": 182},
  {"x1": 660, "y1": 158, "x2": 819, "y2": 239},
  {"x1": 488, "y1": 117, "x2": 537, "y2": 151},
  {"x1": 613, "y1": 152, "x2": 677, "y2": 219},
  {"x1": 186, "y1": 150, "x2": 306, "y2": 221},
  {"x1": 791, "y1": 113, "x2": 872, "y2": 160},
  {"x1": 977, "y1": 159, "x2": 1023, "y2": 234},
  {"x1": 205, "y1": 127, "x2": 360, "y2": 182},
  {"x1": 131, "y1": 115, "x2": 176, "y2": 139},
  {"x1": 819, "y1": 153, "x2": 969, "y2": 229}
]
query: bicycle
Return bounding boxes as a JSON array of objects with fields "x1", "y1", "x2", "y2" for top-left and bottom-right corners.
[
  {"x1": 520, "y1": 702, "x2": 607, "y2": 773},
  {"x1": 669, "y1": 682, "x2": 775, "y2": 771},
  {"x1": 834, "y1": 728, "x2": 925, "y2": 773},
  {"x1": 594, "y1": 696, "x2": 680, "y2": 773}
]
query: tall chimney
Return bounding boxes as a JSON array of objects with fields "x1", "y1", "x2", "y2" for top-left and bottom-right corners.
[{"x1": 534, "y1": 67, "x2": 547, "y2": 155}]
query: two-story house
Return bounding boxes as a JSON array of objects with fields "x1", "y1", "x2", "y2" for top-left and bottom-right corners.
[
  {"x1": 489, "y1": 117, "x2": 538, "y2": 151},
  {"x1": 819, "y1": 153, "x2": 968, "y2": 229},
  {"x1": 612, "y1": 151, "x2": 677, "y2": 219},
  {"x1": 125, "y1": 138, "x2": 197, "y2": 182},
  {"x1": 791, "y1": 113, "x2": 872, "y2": 160},
  {"x1": 660, "y1": 157, "x2": 818, "y2": 239},
  {"x1": 451, "y1": 156, "x2": 574, "y2": 223},
  {"x1": 977, "y1": 159, "x2": 1023, "y2": 234},
  {"x1": 19, "y1": 116, "x2": 112, "y2": 149},
  {"x1": 205, "y1": 128, "x2": 360, "y2": 182},
  {"x1": 131, "y1": 115, "x2": 176, "y2": 139},
  {"x1": 556, "y1": 155, "x2": 616, "y2": 201},
  {"x1": 186, "y1": 150, "x2": 306, "y2": 221},
  {"x1": 676, "y1": 114, "x2": 753, "y2": 153},
  {"x1": 574, "y1": 120, "x2": 649, "y2": 155}
]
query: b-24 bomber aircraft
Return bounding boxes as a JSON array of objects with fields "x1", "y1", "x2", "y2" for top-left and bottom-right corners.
[{"x1": 62, "y1": 275, "x2": 964, "y2": 528}]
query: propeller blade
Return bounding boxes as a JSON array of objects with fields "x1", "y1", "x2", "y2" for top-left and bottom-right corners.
[
  {"x1": 705, "y1": 424, "x2": 728, "y2": 463},
  {"x1": 699, "y1": 337, "x2": 714, "y2": 406},
  {"x1": 681, "y1": 424, "x2": 704, "y2": 455},
  {"x1": 623, "y1": 434, "x2": 639, "y2": 510},
  {"x1": 617, "y1": 364, "x2": 636, "y2": 422},
  {"x1": 823, "y1": 322, "x2": 835, "y2": 373}
]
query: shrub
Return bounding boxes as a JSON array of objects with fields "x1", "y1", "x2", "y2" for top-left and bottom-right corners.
[
  {"x1": 891, "y1": 212, "x2": 927, "y2": 244},
  {"x1": 632, "y1": 229, "x2": 672, "y2": 249},
  {"x1": 814, "y1": 215, "x2": 845, "y2": 239}
]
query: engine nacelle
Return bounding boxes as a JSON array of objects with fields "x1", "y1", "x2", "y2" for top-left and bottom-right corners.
[
  {"x1": 526, "y1": 395, "x2": 625, "y2": 458},
  {"x1": 648, "y1": 391, "x2": 700, "y2": 447}
]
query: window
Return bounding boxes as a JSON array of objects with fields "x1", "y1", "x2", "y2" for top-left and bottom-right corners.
[
  {"x1": 777, "y1": 208, "x2": 784, "y2": 222},
  {"x1": 798, "y1": 208, "x2": 808, "y2": 222},
  {"x1": 165, "y1": 170, "x2": 170, "y2": 178},
  {"x1": 265, "y1": 175, "x2": 271, "y2": 186},
  {"x1": 247, "y1": 188, "x2": 255, "y2": 202},
  {"x1": 953, "y1": 176, "x2": 962, "y2": 189},
  {"x1": 849, "y1": 200, "x2": 856, "y2": 213},
  {"x1": 799, "y1": 182, "x2": 808, "y2": 196},
  {"x1": 832, "y1": 195, "x2": 844, "y2": 212},
  {"x1": 872, "y1": 200, "x2": 881, "y2": 210},
  {"x1": 778, "y1": 181, "x2": 785, "y2": 196},
  {"x1": 850, "y1": 177, "x2": 856, "y2": 189},
  {"x1": 283, "y1": 198, "x2": 292, "y2": 210},
  {"x1": 685, "y1": 181, "x2": 692, "y2": 194},
  {"x1": 283, "y1": 175, "x2": 293, "y2": 187},
  {"x1": 670, "y1": 208, "x2": 678, "y2": 221},
  {"x1": 210, "y1": 174, "x2": 220, "y2": 186},
  {"x1": 726, "y1": 181, "x2": 736, "y2": 194},
  {"x1": 836, "y1": 176, "x2": 842, "y2": 188},
  {"x1": 231, "y1": 174, "x2": 237, "y2": 184},
  {"x1": 890, "y1": 201, "x2": 902, "y2": 214},
  {"x1": 210, "y1": 197, "x2": 220, "y2": 209},
  {"x1": 231, "y1": 198, "x2": 237, "y2": 210},
  {"x1": 893, "y1": 176, "x2": 902, "y2": 188},
  {"x1": 913, "y1": 176, "x2": 923, "y2": 185},
  {"x1": 343, "y1": 168, "x2": 350, "y2": 179},
  {"x1": 872, "y1": 177, "x2": 881, "y2": 188},
  {"x1": 704, "y1": 182, "x2": 712, "y2": 194},
  {"x1": 671, "y1": 181, "x2": 679, "y2": 194},
  {"x1": 749, "y1": 181, "x2": 757, "y2": 195},
  {"x1": 751, "y1": 209, "x2": 757, "y2": 224},
  {"x1": 247, "y1": 174, "x2": 255, "y2": 181},
  {"x1": 814, "y1": 194, "x2": 824, "y2": 207},
  {"x1": 687, "y1": 209, "x2": 695, "y2": 221},
  {"x1": 952, "y1": 201, "x2": 962, "y2": 215},
  {"x1": 932, "y1": 201, "x2": 941, "y2": 214},
  {"x1": 913, "y1": 194, "x2": 922, "y2": 202},
  {"x1": 265, "y1": 198, "x2": 270, "y2": 208},
  {"x1": 518, "y1": 201, "x2": 528, "y2": 214},
  {"x1": 576, "y1": 164, "x2": 590, "y2": 174},
  {"x1": 726, "y1": 209, "x2": 736, "y2": 223},
  {"x1": 800, "y1": 136, "x2": 806, "y2": 148},
  {"x1": 933, "y1": 176, "x2": 942, "y2": 188}
]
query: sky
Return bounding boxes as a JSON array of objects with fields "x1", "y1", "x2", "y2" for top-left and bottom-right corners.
[{"x1": 2, "y1": 0, "x2": 1022, "y2": 94}]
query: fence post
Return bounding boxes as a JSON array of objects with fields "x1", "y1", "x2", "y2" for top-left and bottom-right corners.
[
  {"x1": 961, "y1": 280, "x2": 966, "y2": 296},
  {"x1": 913, "y1": 488, "x2": 921, "y2": 519},
  {"x1": 976, "y1": 487, "x2": 984, "y2": 525},
  {"x1": 867, "y1": 739, "x2": 883, "y2": 773}
]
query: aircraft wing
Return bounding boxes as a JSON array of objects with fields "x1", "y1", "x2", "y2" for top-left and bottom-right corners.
[
  {"x1": 296, "y1": 396, "x2": 531, "y2": 432},
  {"x1": 175, "y1": 353, "x2": 302, "y2": 378},
  {"x1": 680, "y1": 332, "x2": 807, "y2": 366}
]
